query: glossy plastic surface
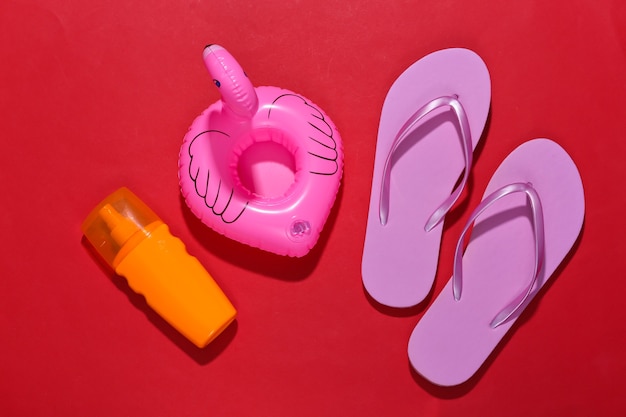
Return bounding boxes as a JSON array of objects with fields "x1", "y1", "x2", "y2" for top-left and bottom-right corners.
[
  {"x1": 82, "y1": 187, "x2": 236, "y2": 347},
  {"x1": 178, "y1": 45, "x2": 344, "y2": 257}
]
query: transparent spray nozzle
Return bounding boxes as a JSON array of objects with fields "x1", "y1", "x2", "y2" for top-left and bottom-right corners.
[{"x1": 81, "y1": 187, "x2": 161, "y2": 268}]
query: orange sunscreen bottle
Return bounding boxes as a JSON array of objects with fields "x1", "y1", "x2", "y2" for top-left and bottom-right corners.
[{"x1": 82, "y1": 187, "x2": 236, "y2": 347}]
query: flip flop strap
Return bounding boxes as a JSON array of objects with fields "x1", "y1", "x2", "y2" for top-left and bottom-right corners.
[
  {"x1": 452, "y1": 182, "x2": 546, "y2": 328},
  {"x1": 379, "y1": 95, "x2": 473, "y2": 230}
]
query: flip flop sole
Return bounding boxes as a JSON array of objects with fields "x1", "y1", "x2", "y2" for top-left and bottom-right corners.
[
  {"x1": 408, "y1": 138, "x2": 585, "y2": 386},
  {"x1": 362, "y1": 48, "x2": 491, "y2": 308}
]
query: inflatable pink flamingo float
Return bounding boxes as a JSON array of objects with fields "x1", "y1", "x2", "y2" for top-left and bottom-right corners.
[{"x1": 179, "y1": 45, "x2": 343, "y2": 257}]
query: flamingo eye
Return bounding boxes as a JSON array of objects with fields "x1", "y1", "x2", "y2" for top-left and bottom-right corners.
[{"x1": 213, "y1": 79, "x2": 221, "y2": 88}]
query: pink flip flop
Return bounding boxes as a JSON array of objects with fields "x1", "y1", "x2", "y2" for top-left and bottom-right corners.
[
  {"x1": 408, "y1": 139, "x2": 585, "y2": 386},
  {"x1": 361, "y1": 48, "x2": 491, "y2": 308}
]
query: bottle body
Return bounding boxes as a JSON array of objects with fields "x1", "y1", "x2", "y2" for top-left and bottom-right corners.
[{"x1": 116, "y1": 223, "x2": 236, "y2": 347}]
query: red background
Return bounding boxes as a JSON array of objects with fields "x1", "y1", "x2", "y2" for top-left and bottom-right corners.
[{"x1": 1, "y1": 0, "x2": 624, "y2": 415}]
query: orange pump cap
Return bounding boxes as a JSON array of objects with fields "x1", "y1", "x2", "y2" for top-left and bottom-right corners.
[{"x1": 81, "y1": 187, "x2": 161, "y2": 268}]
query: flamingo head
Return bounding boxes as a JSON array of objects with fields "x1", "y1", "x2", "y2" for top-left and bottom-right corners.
[{"x1": 203, "y1": 44, "x2": 259, "y2": 119}]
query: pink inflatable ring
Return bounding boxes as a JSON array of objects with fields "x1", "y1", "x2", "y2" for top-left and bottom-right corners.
[{"x1": 178, "y1": 45, "x2": 343, "y2": 257}]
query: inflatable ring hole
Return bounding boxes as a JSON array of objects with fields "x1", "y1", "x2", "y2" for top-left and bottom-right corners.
[{"x1": 236, "y1": 140, "x2": 297, "y2": 200}]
